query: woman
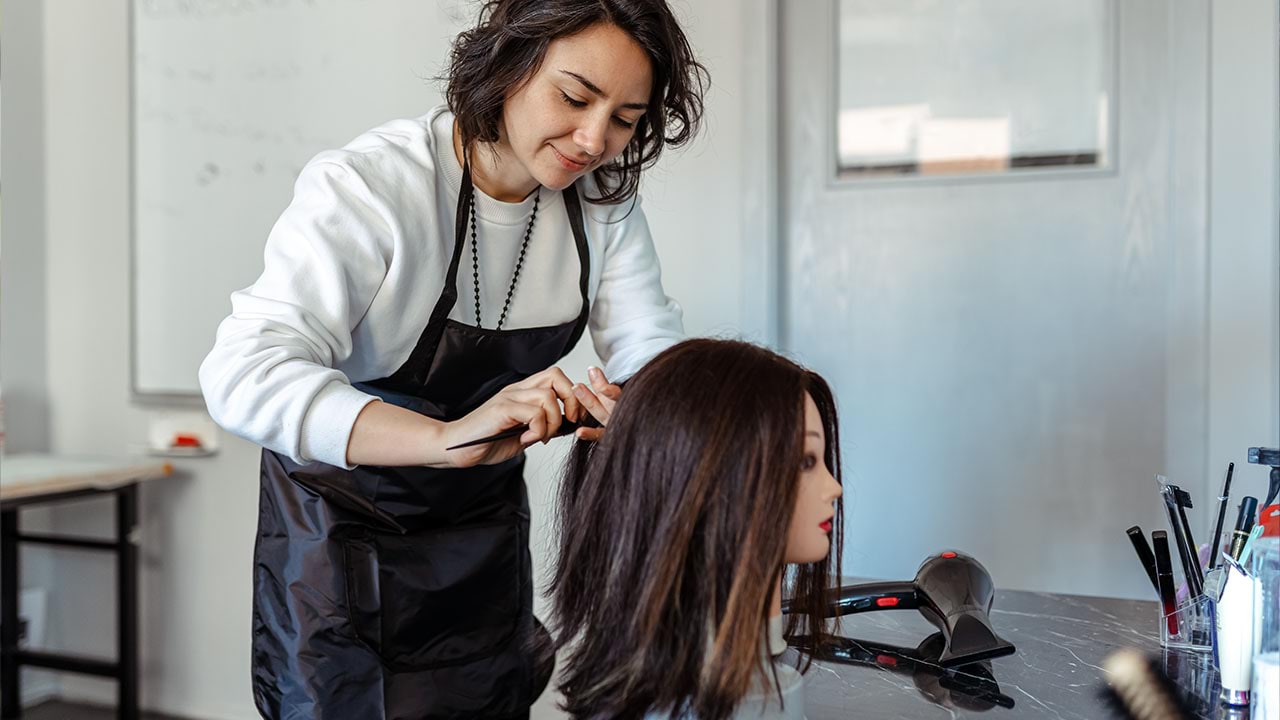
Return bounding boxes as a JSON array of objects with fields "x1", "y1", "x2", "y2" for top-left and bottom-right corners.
[
  {"x1": 198, "y1": 1, "x2": 708, "y2": 717},
  {"x1": 547, "y1": 339, "x2": 846, "y2": 719}
]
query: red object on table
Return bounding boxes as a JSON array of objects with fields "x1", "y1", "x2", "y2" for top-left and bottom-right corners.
[{"x1": 1260, "y1": 504, "x2": 1280, "y2": 537}]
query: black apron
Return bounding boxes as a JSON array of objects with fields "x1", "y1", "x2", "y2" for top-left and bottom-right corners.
[{"x1": 251, "y1": 166, "x2": 592, "y2": 720}]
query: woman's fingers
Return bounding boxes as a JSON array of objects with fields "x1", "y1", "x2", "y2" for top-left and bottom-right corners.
[
  {"x1": 588, "y1": 366, "x2": 621, "y2": 403},
  {"x1": 572, "y1": 367, "x2": 622, "y2": 442},
  {"x1": 498, "y1": 367, "x2": 624, "y2": 445},
  {"x1": 518, "y1": 399, "x2": 549, "y2": 445},
  {"x1": 587, "y1": 366, "x2": 609, "y2": 392},
  {"x1": 515, "y1": 367, "x2": 583, "y2": 423},
  {"x1": 448, "y1": 380, "x2": 578, "y2": 467},
  {"x1": 507, "y1": 388, "x2": 562, "y2": 443},
  {"x1": 575, "y1": 426, "x2": 606, "y2": 442},
  {"x1": 574, "y1": 383, "x2": 616, "y2": 428},
  {"x1": 541, "y1": 367, "x2": 584, "y2": 423}
]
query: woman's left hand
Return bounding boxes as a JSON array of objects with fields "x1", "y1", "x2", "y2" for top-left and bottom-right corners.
[{"x1": 573, "y1": 366, "x2": 621, "y2": 441}]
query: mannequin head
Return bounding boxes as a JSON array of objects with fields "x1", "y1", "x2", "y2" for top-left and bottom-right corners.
[
  {"x1": 786, "y1": 392, "x2": 843, "y2": 564},
  {"x1": 548, "y1": 339, "x2": 844, "y2": 720}
]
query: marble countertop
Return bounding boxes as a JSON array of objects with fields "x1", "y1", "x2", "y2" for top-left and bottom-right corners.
[{"x1": 790, "y1": 587, "x2": 1243, "y2": 719}]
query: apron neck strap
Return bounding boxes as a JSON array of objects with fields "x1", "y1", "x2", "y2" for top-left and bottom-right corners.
[
  {"x1": 559, "y1": 181, "x2": 592, "y2": 353},
  {"x1": 394, "y1": 162, "x2": 593, "y2": 385}
]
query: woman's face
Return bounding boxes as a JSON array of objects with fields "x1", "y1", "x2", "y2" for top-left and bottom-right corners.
[
  {"x1": 785, "y1": 393, "x2": 843, "y2": 564},
  {"x1": 501, "y1": 22, "x2": 653, "y2": 190}
]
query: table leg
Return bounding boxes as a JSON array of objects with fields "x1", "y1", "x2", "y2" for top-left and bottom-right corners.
[
  {"x1": 2, "y1": 507, "x2": 20, "y2": 718},
  {"x1": 116, "y1": 485, "x2": 138, "y2": 720}
]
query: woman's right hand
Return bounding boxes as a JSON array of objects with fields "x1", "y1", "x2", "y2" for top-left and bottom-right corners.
[{"x1": 440, "y1": 367, "x2": 584, "y2": 468}]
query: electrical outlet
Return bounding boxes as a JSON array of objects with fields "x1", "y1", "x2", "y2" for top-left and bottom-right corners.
[
  {"x1": 16, "y1": 588, "x2": 59, "y2": 705},
  {"x1": 18, "y1": 588, "x2": 46, "y2": 649},
  {"x1": 16, "y1": 616, "x2": 30, "y2": 646}
]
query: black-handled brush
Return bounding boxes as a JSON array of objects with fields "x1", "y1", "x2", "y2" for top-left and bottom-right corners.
[
  {"x1": 1168, "y1": 486, "x2": 1203, "y2": 594},
  {"x1": 1208, "y1": 463, "x2": 1234, "y2": 571}
]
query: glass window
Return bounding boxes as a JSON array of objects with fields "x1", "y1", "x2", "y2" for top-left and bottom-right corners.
[{"x1": 836, "y1": 0, "x2": 1114, "y2": 179}]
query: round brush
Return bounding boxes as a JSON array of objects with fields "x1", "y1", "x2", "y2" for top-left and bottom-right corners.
[{"x1": 1100, "y1": 648, "x2": 1193, "y2": 720}]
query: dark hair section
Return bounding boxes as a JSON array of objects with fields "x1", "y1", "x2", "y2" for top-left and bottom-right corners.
[
  {"x1": 545, "y1": 339, "x2": 845, "y2": 719},
  {"x1": 445, "y1": 0, "x2": 709, "y2": 204}
]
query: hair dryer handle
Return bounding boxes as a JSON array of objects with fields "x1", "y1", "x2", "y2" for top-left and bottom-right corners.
[{"x1": 783, "y1": 581, "x2": 920, "y2": 617}]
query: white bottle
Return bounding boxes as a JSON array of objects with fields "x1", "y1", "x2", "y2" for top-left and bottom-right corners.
[{"x1": 1216, "y1": 561, "x2": 1257, "y2": 705}]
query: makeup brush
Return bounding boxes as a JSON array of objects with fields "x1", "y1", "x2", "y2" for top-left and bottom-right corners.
[{"x1": 1208, "y1": 462, "x2": 1234, "y2": 571}]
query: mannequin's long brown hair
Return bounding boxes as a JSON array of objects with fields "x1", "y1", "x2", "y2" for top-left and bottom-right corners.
[{"x1": 546, "y1": 339, "x2": 844, "y2": 719}]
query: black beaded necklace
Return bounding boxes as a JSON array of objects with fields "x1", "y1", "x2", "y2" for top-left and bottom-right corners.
[{"x1": 468, "y1": 181, "x2": 540, "y2": 330}]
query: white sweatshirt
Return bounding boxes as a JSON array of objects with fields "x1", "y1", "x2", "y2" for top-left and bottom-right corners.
[{"x1": 199, "y1": 106, "x2": 684, "y2": 469}]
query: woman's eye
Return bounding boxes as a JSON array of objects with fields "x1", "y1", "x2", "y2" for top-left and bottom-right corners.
[
  {"x1": 801, "y1": 454, "x2": 818, "y2": 471},
  {"x1": 560, "y1": 92, "x2": 587, "y2": 108},
  {"x1": 613, "y1": 116, "x2": 635, "y2": 129}
]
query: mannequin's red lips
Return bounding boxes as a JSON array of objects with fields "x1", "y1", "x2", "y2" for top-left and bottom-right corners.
[{"x1": 819, "y1": 519, "x2": 833, "y2": 533}]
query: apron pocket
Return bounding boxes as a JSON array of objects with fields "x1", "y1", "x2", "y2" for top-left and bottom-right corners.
[{"x1": 342, "y1": 517, "x2": 526, "y2": 672}]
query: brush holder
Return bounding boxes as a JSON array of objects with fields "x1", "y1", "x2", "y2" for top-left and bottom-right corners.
[{"x1": 1160, "y1": 593, "x2": 1214, "y2": 653}]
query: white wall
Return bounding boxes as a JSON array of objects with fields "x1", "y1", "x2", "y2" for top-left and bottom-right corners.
[
  {"x1": 1, "y1": 0, "x2": 61, "y2": 705},
  {"x1": 1206, "y1": 0, "x2": 1280, "y2": 505},
  {"x1": 778, "y1": 0, "x2": 1278, "y2": 601},
  {"x1": 8, "y1": 0, "x2": 1277, "y2": 716},
  {"x1": 21, "y1": 0, "x2": 754, "y2": 716},
  {"x1": 1, "y1": 0, "x2": 52, "y2": 454},
  {"x1": 37, "y1": 0, "x2": 160, "y2": 708}
]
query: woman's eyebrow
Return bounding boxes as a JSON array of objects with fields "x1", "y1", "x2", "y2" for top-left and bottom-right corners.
[{"x1": 559, "y1": 70, "x2": 648, "y2": 110}]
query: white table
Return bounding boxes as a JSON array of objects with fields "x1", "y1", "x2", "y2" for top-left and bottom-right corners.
[{"x1": 0, "y1": 455, "x2": 173, "y2": 720}]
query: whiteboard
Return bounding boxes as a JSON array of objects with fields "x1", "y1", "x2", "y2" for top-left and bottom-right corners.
[{"x1": 131, "y1": 0, "x2": 472, "y2": 399}]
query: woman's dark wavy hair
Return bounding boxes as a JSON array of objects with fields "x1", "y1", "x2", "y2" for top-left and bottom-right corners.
[
  {"x1": 445, "y1": 0, "x2": 709, "y2": 204},
  {"x1": 546, "y1": 339, "x2": 845, "y2": 720}
]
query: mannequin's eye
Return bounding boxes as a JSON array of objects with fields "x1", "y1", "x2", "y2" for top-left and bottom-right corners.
[{"x1": 801, "y1": 454, "x2": 818, "y2": 471}]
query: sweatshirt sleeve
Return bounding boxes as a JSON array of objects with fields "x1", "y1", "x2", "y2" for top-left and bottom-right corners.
[
  {"x1": 588, "y1": 195, "x2": 686, "y2": 382},
  {"x1": 198, "y1": 158, "x2": 393, "y2": 468}
]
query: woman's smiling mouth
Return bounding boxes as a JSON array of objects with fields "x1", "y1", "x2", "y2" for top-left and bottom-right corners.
[{"x1": 552, "y1": 145, "x2": 591, "y2": 171}]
